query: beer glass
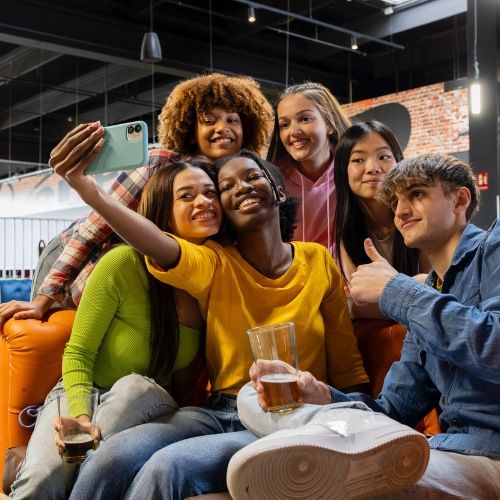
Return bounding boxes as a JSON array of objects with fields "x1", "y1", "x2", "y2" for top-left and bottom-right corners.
[
  {"x1": 56, "y1": 386, "x2": 99, "y2": 463},
  {"x1": 247, "y1": 322, "x2": 302, "y2": 413}
]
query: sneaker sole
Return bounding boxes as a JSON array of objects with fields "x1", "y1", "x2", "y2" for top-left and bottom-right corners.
[{"x1": 227, "y1": 432, "x2": 429, "y2": 499}]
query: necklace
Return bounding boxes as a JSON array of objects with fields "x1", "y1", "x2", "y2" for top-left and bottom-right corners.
[{"x1": 373, "y1": 225, "x2": 396, "y2": 240}]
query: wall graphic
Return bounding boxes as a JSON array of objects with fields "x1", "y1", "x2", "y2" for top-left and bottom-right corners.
[
  {"x1": 341, "y1": 81, "x2": 469, "y2": 159},
  {"x1": 0, "y1": 170, "x2": 120, "y2": 219}
]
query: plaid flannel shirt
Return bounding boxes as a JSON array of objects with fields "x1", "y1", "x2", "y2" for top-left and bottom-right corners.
[{"x1": 38, "y1": 149, "x2": 181, "y2": 306}]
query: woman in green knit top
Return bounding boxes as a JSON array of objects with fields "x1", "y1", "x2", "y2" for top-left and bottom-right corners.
[{"x1": 9, "y1": 161, "x2": 222, "y2": 499}]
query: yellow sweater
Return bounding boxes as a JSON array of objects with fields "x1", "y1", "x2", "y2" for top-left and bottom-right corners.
[{"x1": 147, "y1": 238, "x2": 368, "y2": 395}]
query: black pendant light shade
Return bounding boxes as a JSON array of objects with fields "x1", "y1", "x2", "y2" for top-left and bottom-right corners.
[{"x1": 140, "y1": 32, "x2": 162, "y2": 63}]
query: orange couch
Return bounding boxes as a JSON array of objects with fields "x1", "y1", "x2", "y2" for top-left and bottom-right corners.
[
  {"x1": 0, "y1": 315, "x2": 439, "y2": 494},
  {"x1": 0, "y1": 310, "x2": 76, "y2": 490}
]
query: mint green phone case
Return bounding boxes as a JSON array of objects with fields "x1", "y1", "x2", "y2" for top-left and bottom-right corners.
[{"x1": 85, "y1": 121, "x2": 148, "y2": 175}]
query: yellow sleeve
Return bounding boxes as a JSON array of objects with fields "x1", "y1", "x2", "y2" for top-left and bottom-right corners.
[
  {"x1": 145, "y1": 235, "x2": 219, "y2": 303},
  {"x1": 320, "y1": 247, "x2": 369, "y2": 389}
]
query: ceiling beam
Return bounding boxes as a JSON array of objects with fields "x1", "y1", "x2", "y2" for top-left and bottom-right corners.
[
  {"x1": 230, "y1": 0, "x2": 405, "y2": 49},
  {"x1": 351, "y1": 0, "x2": 467, "y2": 39},
  {"x1": 0, "y1": 47, "x2": 61, "y2": 83},
  {"x1": 0, "y1": 65, "x2": 151, "y2": 129},
  {"x1": 76, "y1": 81, "x2": 178, "y2": 125},
  {"x1": 0, "y1": 30, "x2": 193, "y2": 79},
  {"x1": 309, "y1": 0, "x2": 467, "y2": 62}
]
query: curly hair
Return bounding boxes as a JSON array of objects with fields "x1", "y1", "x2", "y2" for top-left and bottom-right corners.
[
  {"x1": 158, "y1": 73, "x2": 273, "y2": 156},
  {"x1": 215, "y1": 150, "x2": 298, "y2": 242}
]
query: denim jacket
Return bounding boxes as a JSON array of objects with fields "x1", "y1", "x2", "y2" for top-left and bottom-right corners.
[{"x1": 333, "y1": 220, "x2": 500, "y2": 459}]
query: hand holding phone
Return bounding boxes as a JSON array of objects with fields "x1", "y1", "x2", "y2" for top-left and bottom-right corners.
[{"x1": 85, "y1": 121, "x2": 148, "y2": 175}]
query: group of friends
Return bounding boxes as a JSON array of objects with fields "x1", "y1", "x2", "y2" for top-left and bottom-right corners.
[{"x1": 0, "y1": 72, "x2": 498, "y2": 499}]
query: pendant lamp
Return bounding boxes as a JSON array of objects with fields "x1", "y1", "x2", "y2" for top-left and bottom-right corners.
[{"x1": 140, "y1": 1, "x2": 162, "y2": 63}]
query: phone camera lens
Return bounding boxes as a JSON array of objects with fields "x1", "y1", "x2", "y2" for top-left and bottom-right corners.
[
  {"x1": 134, "y1": 124, "x2": 142, "y2": 133},
  {"x1": 127, "y1": 125, "x2": 135, "y2": 134}
]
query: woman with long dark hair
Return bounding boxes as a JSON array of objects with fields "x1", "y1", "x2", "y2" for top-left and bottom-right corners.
[
  {"x1": 334, "y1": 121, "x2": 426, "y2": 318},
  {"x1": 10, "y1": 161, "x2": 221, "y2": 499}
]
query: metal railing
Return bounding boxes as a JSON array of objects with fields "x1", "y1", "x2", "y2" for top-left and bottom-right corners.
[{"x1": 0, "y1": 217, "x2": 72, "y2": 279}]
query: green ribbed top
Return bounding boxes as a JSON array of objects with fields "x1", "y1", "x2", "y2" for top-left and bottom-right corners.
[{"x1": 62, "y1": 245, "x2": 200, "y2": 416}]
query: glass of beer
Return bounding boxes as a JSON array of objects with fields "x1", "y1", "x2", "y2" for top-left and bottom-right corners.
[
  {"x1": 247, "y1": 322, "x2": 302, "y2": 413},
  {"x1": 56, "y1": 386, "x2": 99, "y2": 463}
]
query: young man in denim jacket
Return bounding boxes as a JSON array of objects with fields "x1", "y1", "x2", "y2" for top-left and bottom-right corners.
[{"x1": 233, "y1": 153, "x2": 500, "y2": 499}]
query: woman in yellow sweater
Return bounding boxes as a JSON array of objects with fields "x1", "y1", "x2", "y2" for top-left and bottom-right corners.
[{"x1": 52, "y1": 143, "x2": 369, "y2": 499}]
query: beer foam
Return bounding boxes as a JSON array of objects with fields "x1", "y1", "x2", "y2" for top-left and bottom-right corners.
[
  {"x1": 64, "y1": 432, "x2": 93, "y2": 444},
  {"x1": 260, "y1": 373, "x2": 299, "y2": 383}
]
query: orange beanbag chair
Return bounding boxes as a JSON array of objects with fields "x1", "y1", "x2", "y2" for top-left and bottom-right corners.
[
  {"x1": 354, "y1": 319, "x2": 441, "y2": 436},
  {"x1": 0, "y1": 310, "x2": 76, "y2": 484}
]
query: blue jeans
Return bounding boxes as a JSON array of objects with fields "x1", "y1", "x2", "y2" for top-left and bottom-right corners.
[
  {"x1": 69, "y1": 393, "x2": 256, "y2": 500},
  {"x1": 10, "y1": 375, "x2": 178, "y2": 500}
]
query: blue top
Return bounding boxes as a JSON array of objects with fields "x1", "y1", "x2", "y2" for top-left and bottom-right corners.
[{"x1": 332, "y1": 220, "x2": 500, "y2": 459}]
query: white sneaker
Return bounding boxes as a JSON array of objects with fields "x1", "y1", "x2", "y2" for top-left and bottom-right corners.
[{"x1": 227, "y1": 407, "x2": 430, "y2": 499}]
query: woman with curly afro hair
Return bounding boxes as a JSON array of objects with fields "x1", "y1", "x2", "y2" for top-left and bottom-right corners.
[
  {"x1": 6, "y1": 72, "x2": 273, "y2": 327},
  {"x1": 158, "y1": 72, "x2": 272, "y2": 158}
]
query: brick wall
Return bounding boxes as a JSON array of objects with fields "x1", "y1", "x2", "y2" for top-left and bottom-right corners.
[{"x1": 341, "y1": 82, "x2": 469, "y2": 158}]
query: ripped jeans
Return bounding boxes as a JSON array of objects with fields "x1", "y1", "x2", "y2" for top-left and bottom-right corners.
[{"x1": 9, "y1": 374, "x2": 176, "y2": 500}]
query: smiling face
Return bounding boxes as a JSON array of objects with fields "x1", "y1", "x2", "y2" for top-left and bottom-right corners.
[
  {"x1": 347, "y1": 132, "x2": 397, "y2": 200},
  {"x1": 277, "y1": 93, "x2": 332, "y2": 172},
  {"x1": 218, "y1": 157, "x2": 281, "y2": 232},
  {"x1": 391, "y1": 181, "x2": 462, "y2": 253},
  {"x1": 170, "y1": 166, "x2": 222, "y2": 244},
  {"x1": 195, "y1": 107, "x2": 243, "y2": 161}
]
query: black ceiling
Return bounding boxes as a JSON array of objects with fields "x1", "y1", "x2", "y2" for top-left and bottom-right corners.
[{"x1": 0, "y1": 0, "x2": 480, "y2": 179}]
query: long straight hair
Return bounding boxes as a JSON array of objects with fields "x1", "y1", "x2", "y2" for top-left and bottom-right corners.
[
  {"x1": 137, "y1": 159, "x2": 216, "y2": 386},
  {"x1": 267, "y1": 82, "x2": 351, "y2": 167},
  {"x1": 333, "y1": 121, "x2": 420, "y2": 279}
]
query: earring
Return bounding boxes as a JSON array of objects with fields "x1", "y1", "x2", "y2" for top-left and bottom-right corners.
[{"x1": 275, "y1": 193, "x2": 286, "y2": 206}]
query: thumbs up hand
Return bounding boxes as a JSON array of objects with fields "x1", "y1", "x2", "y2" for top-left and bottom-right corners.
[{"x1": 350, "y1": 238, "x2": 398, "y2": 305}]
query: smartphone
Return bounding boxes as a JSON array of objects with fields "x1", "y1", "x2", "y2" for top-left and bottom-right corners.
[{"x1": 85, "y1": 121, "x2": 148, "y2": 175}]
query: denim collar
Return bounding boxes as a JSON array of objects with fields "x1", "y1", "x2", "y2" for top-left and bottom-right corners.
[{"x1": 426, "y1": 223, "x2": 485, "y2": 289}]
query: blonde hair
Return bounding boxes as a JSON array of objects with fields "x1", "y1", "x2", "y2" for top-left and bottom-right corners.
[{"x1": 267, "y1": 81, "x2": 351, "y2": 163}]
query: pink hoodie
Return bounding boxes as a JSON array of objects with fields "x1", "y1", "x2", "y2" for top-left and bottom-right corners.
[{"x1": 279, "y1": 157, "x2": 336, "y2": 255}]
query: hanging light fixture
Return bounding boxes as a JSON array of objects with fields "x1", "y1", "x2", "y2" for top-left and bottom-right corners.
[
  {"x1": 470, "y1": 0, "x2": 480, "y2": 115},
  {"x1": 141, "y1": 0, "x2": 162, "y2": 63},
  {"x1": 248, "y1": 6, "x2": 256, "y2": 23},
  {"x1": 351, "y1": 36, "x2": 358, "y2": 50}
]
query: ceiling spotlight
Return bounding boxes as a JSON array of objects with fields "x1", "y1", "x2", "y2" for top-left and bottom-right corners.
[
  {"x1": 351, "y1": 36, "x2": 358, "y2": 50},
  {"x1": 384, "y1": 7, "x2": 394, "y2": 15},
  {"x1": 248, "y1": 6, "x2": 256, "y2": 23}
]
